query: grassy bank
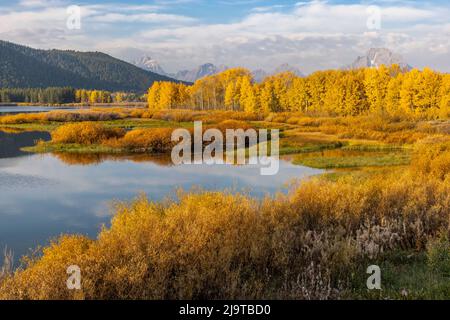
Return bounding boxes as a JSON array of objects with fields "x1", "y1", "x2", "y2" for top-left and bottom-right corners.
[
  {"x1": 22, "y1": 142, "x2": 123, "y2": 154},
  {"x1": 293, "y1": 151, "x2": 412, "y2": 169},
  {"x1": 5, "y1": 109, "x2": 444, "y2": 170}
]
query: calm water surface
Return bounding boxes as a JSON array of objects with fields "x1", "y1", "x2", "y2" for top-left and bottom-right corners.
[
  {"x1": 0, "y1": 106, "x2": 74, "y2": 114},
  {"x1": 0, "y1": 130, "x2": 323, "y2": 264}
]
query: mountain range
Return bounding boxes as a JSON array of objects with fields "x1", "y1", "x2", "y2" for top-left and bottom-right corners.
[
  {"x1": 0, "y1": 40, "x2": 178, "y2": 92},
  {"x1": 132, "y1": 58, "x2": 228, "y2": 82},
  {"x1": 132, "y1": 57, "x2": 305, "y2": 83},
  {"x1": 132, "y1": 48, "x2": 411, "y2": 82},
  {"x1": 346, "y1": 48, "x2": 412, "y2": 71}
]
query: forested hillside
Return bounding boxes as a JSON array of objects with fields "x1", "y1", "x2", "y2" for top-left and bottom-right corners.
[{"x1": 0, "y1": 40, "x2": 178, "y2": 92}]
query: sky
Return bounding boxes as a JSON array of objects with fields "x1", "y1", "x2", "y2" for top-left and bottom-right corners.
[{"x1": 0, "y1": 0, "x2": 449, "y2": 73}]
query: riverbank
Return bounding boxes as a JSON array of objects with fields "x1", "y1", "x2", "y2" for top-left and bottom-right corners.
[{"x1": 4, "y1": 109, "x2": 445, "y2": 170}]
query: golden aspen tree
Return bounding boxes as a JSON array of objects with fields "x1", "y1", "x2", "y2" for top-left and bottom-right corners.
[
  {"x1": 239, "y1": 76, "x2": 257, "y2": 112},
  {"x1": 364, "y1": 65, "x2": 391, "y2": 114},
  {"x1": 413, "y1": 68, "x2": 442, "y2": 117},
  {"x1": 270, "y1": 72, "x2": 295, "y2": 111},
  {"x1": 148, "y1": 82, "x2": 161, "y2": 110},
  {"x1": 176, "y1": 83, "x2": 190, "y2": 108},
  {"x1": 259, "y1": 81, "x2": 278, "y2": 113},
  {"x1": 158, "y1": 81, "x2": 179, "y2": 109},
  {"x1": 89, "y1": 90, "x2": 99, "y2": 104},
  {"x1": 189, "y1": 80, "x2": 205, "y2": 110},
  {"x1": 343, "y1": 72, "x2": 367, "y2": 116},
  {"x1": 307, "y1": 71, "x2": 327, "y2": 113},
  {"x1": 81, "y1": 90, "x2": 89, "y2": 104},
  {"x1": 323, "y1": 72, "x2": 345, "y2": 115},
  {"x1": 438, "y1": 74, "x2": 450, "y2": 119},
  {"x1": 158, "y1": 82, "x2": 177, "y2": 109},
  {"x1": 224, "y1": 82, "x2": 236, "y2": 110},
  {"x1": 75, "y1": 90, "x2": 82, "y2": 103},
  {"x1": 400, "y1": 69, "x2": 420, "y2": 115},
  {"x1": 288, "y1": 77, "x2": 310, "y2": 112},
  {"x1": 385, "y1": 74, "x2": 403, "y2": 116}
]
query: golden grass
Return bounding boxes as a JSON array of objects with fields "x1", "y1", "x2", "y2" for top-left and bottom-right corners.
[{"x1": 150, "y1": 109, "x2": 262, "y2": 123}]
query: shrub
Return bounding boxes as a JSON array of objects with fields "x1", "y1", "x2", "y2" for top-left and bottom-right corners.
[
  {"x1": 51, "y1": 122, "x2": 125, "y2": 145},
  {"x1": 412, "y1": 142, "x2": 450, "y2": 179},
  {"x1": 213, "y1": 120, "x2": 253, "y2": 133},
  {"x1": 0, "y1": 113, "x2": 46, "y2": 124},
  {"x1": 109, "y1": 128, "x2": 175, "y2": 153}
]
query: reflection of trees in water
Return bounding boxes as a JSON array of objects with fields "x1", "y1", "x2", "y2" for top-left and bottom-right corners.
[
  {"x1": 0, "y1": 127, "x2": 26, "y2": 134},
  {"x1": 52, "y1": 152, "x2": 173, "y2": 167}
]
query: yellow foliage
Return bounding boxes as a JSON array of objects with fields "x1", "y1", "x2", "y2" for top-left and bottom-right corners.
[
  {"x1": 51, "y1": 122, "x2": 125, "y2": 144},
  {"x1": 108, "y1": 128, "x2": 175, "y2": 153},
  {"x1": 146, "y1": 66, "x2": 449, "y2": 120}
]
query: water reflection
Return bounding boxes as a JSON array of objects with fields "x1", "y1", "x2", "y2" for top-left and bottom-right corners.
[
  {"x1": 0, "y1": 106, "x2": 73, "y2": 114},
  {"x1": 53, "y1": 152, "x2": 173, "y2": 167},
  {"x1": 0, "y1": 130, "x2": 323, "y2": 264}
]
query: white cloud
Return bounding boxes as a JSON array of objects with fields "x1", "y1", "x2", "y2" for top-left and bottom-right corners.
[{"x1": 90, "y1": 13, "x2": 196, "y2": 24}]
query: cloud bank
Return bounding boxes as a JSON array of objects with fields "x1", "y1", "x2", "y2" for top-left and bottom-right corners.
[{"x1": 0, "y1": 0, "x2": 449, "y2": 73}]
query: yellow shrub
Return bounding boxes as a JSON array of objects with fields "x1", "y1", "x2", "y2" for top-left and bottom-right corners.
[
  {"x1": 0, "y1": 113, "x2": 46, "y2": 124},
  {"x1": 51, "y1": 122, "x2": 125, "y2": 145},
  {"x1": 412, "y1": 142, "x2": 450, "y2": 179},
  {"x1": 213, "y1": 120, "x2": 253, "y2": 133},
  {"x1": 109, "y1": 128, "x2": 175, "y2": 153}
]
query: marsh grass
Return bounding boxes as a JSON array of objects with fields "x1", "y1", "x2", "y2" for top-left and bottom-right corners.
[{"x1": 293, "y1": 152, "x2": 412, "y2": 169}]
